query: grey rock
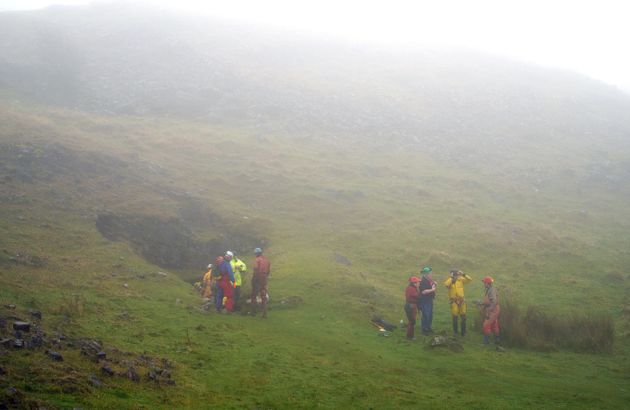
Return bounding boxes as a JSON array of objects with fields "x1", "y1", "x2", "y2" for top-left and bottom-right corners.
[
  {"x1": 12, "y1": 339, "x2": 24, "y2": 349},
  {"x1": 333, "y1": 252, "x2": 352, "y2": 266},
  {"x1": 3, "y1": 386, "x2": 22, "y2": 407},
  {"x1": 12, "y1": 322, "x2": 30, "y2": 332},
  {"x1": 3, "y1": 305, "x2": 16, "y2": 310},
  {"x1": 27, "y1": 333, "x2": 44, "y2": 349},
  {"x1": 430, "y1": 335, "x2": 448, "y2": 347},
  {"x1": 88, "y1": 374, "x2": 102, "y2": 387},
  {"x1": 0, "y1": 339, "x2": 11, "y2": 348},
  {"x1": 96, "y1": 351, "x2": 107, "y2": 361},
  {"x1": 126, "y1": 367, "x2": 140, "y2": 382},
  {"x1": 30, "y1": 310, "x2": 42, "y2": 320},
  {"x1": 80, "y1": 339, "x2": 103, "y2": 360},
  {"x1": 46, "y1": 350, "x2": 63, "y2": 361},
  {"x1": 101, "y1": 364, "x2": 115, "y2": 376}
]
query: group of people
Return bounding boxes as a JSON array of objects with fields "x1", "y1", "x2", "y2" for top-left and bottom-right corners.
[
  {"x1": 199, "y1": 247, "x2": 271, "y2": 318},
  {"x1": 404, "y1": 266, "x2": 501, "y2": 349}
]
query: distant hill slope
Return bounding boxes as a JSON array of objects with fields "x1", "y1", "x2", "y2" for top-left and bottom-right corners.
[{"x1": 1, "y1": 3, "x2": 629, "y2": 153}]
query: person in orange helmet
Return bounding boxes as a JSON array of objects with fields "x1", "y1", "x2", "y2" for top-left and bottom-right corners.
[
  {"x1": 404, "y1": 276, "x2": 421, "y2": 340},
  {"x1": 481, "y1": 276, "x2": 501, "y2": 349}
]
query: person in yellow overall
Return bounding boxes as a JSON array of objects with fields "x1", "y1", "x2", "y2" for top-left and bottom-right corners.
[
  {"x1": 202, "y1": 263, "x2": 214, "y2": 299},
  {"x1": 443, "y1": 270, "x2": 472, "y2": 336}
]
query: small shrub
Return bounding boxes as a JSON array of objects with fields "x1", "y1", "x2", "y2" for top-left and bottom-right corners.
[{"x1": 499, "y1": 298, "x2": 614, "y2": 354}]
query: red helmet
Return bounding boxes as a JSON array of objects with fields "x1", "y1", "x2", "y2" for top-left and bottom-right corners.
[
  {"x1": 482, "y1": 276, "x2": 494, "y2": 284},
  {"x1": 409, "y1": 276, "x2": 420, "y2": 283}
]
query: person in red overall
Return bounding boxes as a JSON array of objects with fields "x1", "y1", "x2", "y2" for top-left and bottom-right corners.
[
  {"x1": 481, "y1": 276, "x2": 501, "y2": 350},
  {"x1": 404, "y1": 276, "x2": 421, "y2": 340},
  {"x1": 250, "y1": 247, "x2": 271, "y2": 318},
  {"x1": 217, "y1": 255, "x2": 235, "y2": 312}
]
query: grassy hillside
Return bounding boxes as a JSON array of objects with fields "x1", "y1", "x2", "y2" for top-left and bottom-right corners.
[
  {"x1": 1, "y1": 4, "x2": 630, "y2": 408},
  {"x1": 1, "y1": 98, "x2": 630, "y2": 408}
]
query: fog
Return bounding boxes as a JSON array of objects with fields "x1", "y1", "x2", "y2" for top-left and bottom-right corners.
[{"x1": 3, "y1": 0, "x2": 630, "y2": 91}]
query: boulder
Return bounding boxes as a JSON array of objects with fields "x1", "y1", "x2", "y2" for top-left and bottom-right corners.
[
  {"x1": 3, "y1": 304, "x2": 16, "y2": 310},
  {"x1": 29, "y1": 310, "x2": 42, "y2": 320},
  {"x1": 12, "y1": 322, "x2": 30, "y2": 332},
  {"x1": 80, "y1": 339, "x2": 103, "y2": 361}
]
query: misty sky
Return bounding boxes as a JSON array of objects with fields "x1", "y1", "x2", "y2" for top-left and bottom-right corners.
[{"x1": 2, "y1": 0, "x2": 629, "y2": 90}]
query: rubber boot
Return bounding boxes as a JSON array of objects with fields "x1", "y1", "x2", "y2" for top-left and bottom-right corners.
[
  {"x1": 494, "y1": 335, "x2": 505, "y2": 352},
  {"x1": 452, "y1": 316, "x2": 458, "y2": 335},
  {"x1": 483, "y1": 334, "x2": 490, "y2": 345},
  {"x1": 460, "y1": 315, "x2": 467, "y2": 337}
]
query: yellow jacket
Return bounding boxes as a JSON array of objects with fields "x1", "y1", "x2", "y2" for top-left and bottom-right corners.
[
  {"x1": 444, "y1": 274, "x2": 472, "y2": 300},
  {"x1": 203, "y1": 269, "x2": 213, "y2": 286},
  {"x1": 202, "y1": 269, "x2": 213, "y2": 298},
  {"x1": 230, "y1": 258, "x2": 247, "y2": 287}
]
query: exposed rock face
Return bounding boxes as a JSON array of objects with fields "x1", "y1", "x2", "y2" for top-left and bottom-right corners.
[{"x1": 96, "y1": 212, "x2": 265, "y2": 270}]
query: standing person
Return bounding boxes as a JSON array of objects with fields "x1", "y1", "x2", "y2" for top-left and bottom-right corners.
[
  {"x1": 217, "y1": 255, "x2": 235, "y2": 313},
  {"x1": 404, "y1": 276, "x2": 421, "y2": 340},
  {"x1": 213, "y1": 256, "x2": 225, "y2": 312},
  {"x1": 202, "y1": 263, "x2": 214, "y2": 300},
  {"x1": 226, "y1": 251, "x2": 247, "y2": 311},
  {"x1": 481, "y1": 276, "x2": 501, "y2": 350},
  {"x1": 417, "y1": 266, "x2": 437, "y2": 335},
  {"x1": 444, "y1": 270, "x2": 472, "y2": 336},
  {"x1": 250, "y1": 247, "x2": 270, "y2": 318}
]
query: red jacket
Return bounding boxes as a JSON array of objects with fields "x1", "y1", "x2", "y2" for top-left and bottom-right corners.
[
  {"x1": 405, "y1": 285, "x2": 419, "y2": 304},
  {"x1": 253, "y1": 255, "x2": 271, "y2": 277}
]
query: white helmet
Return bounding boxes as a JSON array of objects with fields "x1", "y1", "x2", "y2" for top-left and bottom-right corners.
[
  {"x1": 207, "y1": 263, "x2": 213, "y2": 269},
  {"x1": 225, "y1": 251, "x2": 234, "y2": 257}
]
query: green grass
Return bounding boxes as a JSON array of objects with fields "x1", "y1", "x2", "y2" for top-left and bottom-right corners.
[{"x1": 1, "y1": 100, "x2": 630, "y2": 408}]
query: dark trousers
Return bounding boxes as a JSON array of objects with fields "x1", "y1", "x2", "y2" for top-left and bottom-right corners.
[
  {"x1": 215, "y1": 287, "x2": 224, "y2": 311},
  {"x1": 418, "y1": 300, "x2": 433, "y2": 333},
  {"x1": 233, "y1": 286, "x2": 241, "y2": 310},
  {"x1": 404, "y1": 303, "x2": 417, "y2": 339}
]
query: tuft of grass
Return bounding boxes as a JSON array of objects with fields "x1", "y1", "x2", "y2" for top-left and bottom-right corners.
[{"x1": 54, "y1": 293, "x2": 85, "y2": 319}]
